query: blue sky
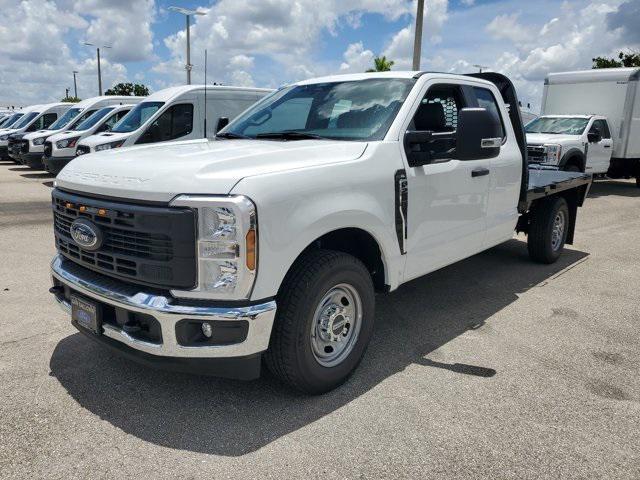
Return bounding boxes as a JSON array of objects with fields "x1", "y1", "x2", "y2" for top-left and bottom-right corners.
[{"x1": 0, "y1": 0, "x2": 638, "y2": 110}]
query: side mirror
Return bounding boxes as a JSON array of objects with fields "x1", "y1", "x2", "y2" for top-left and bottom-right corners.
[
  {"x1": 216, "y1": 117, "x2": 229, "y2": 133},
  {"x1": 404, "y1": 130, "x2": 434, "y2": 167},
  {"x1": 587, "y1": 131, "x2": 601, "y2": 143},
  {"x1": 456, "y1": 108, "x2": 502, "y2": 161}
]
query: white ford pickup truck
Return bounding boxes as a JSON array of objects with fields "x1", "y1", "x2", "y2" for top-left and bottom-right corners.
[{"x1": 49, "y1": 72, "x2": 591, "y2": 393}]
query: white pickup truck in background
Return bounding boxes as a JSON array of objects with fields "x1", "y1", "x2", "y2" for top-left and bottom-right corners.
[
  {"x1": 526, "y1": 114, "x2": 614, "y2": 173},
  {"x1": 49, "y1": 72, "x2": 591, "y2": 394},
  {"x1": 526, "y1": 68, "x2": 640, "y2": 185}
]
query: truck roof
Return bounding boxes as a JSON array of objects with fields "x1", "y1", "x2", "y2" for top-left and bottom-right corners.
[
  {"x1": 295, "y1": 71, "x2": 495, "y2": 87},
  {"x1": 546, "y1": 67, "x2": 640, "y2": 84},
  {"x1": 145, "y1": 85, "x2": 273, "y2": 103}
]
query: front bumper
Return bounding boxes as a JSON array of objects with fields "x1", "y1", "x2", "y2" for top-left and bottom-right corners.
[
  {"x1": 22, "y1": 151, "x2": 45, "y2": 168},
  {"x1": 50, "y1": 255, "x2": 277, "y2": 379},
  {"x1": 43, "y1": 155, "x2": 75, "y2": 174}
]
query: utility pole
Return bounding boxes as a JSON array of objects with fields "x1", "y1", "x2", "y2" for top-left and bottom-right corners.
[
  {"x1": 169, "y1": 7, "x2": 207, "y2": 85},
  {"x1": 412, "y1": 0, "x2": 425, "y2": 71},
  {"x1": 84, "y1": 43, "x2": 112, "y2": 95},
  {"x1": 65, "y1": 88, "x2": 70, "y2": 99},
  {"x1": 72, "y1": 71, "x2": 78, "y2": 98}
]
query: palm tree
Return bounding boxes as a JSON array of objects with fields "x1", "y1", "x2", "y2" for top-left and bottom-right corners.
[{"x1": 366, "y1": 56, "x2": 394, "y2": 72}]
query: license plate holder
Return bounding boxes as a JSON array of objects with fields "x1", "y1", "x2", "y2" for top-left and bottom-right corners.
[{"x1": 71, "y1": 294, "x2": 102, "y2": 335}]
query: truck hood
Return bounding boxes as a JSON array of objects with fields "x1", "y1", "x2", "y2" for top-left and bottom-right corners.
[
  {"x1": 56, "y1": 138, "x2": 369, "y2": 203},
  {"x1": 526, "y1": 133, "x2": 582, "y2": 145},
  {"x1": 47, "y1": 130, "x2": 88, "y2": 143}
]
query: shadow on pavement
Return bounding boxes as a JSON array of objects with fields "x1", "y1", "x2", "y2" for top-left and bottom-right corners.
[
  {"x1": 50, "y1": 239, "x2": 589, "y2": 456},
  {"x1": 20, "y1": 172, "x2": 54, "y2": 180},
  {"x1": 588, "y1": 180, "x2": 640, "y2": 198}
]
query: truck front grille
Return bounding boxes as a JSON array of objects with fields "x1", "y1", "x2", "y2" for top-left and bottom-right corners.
[
  {"x1": 20, "y1": 140, "x2": 29, "y2": 153},
  {"x1": 527, "y1": 145, "x2": 546, "y2": 163},
  {"x1": 52, "y1": 189, "x2": 197, "y2": 290},
  {"x1": 44, "y1": 141, "x2": 52, "y2": 157}
]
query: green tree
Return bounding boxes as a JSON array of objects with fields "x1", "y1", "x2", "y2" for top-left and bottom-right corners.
[
  {"x1": 593, "y1": 50, "x2": 640, "y2": 69},
  {"x1": 104, "y1": 82, "x2": 150, "y2": 96},
  {"x1": 366, "y1": 56, "x2": 395, "y2": 72},
  {"x1": 61, "y1": 96, "x2": 81, "y2": 103}
]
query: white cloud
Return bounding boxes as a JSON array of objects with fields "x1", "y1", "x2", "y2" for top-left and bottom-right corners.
[
  {"x1": 339, "y1": 42, "x2": 375, "y2": 72},
  {"x1": 486, "y1": 13, "x2": 532, "y2": 44}
]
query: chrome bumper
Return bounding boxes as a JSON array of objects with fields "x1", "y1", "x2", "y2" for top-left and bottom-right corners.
[{"x1": 51, "y1": 255, "x2": 276, "y2": 359}]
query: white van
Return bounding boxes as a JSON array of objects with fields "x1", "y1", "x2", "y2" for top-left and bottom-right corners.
[
  {"x1": 75, "y1": 85, "x2": 271, "y2": 156},
  {"x1": 1, "y1": 104, "x2": 46, "y2": 161},
  {"x1": 0, "y1": 111, "x2": 25, "y2": 131},
  {"x1": 44, "y1": 104, "x2": 136, "y2": 174},
  {"x1": 526, "y1": 68, "x2": 640, "y2": 184},
  {"x1": 20, "y1": 96, "x2": 145, "y2": 168}
]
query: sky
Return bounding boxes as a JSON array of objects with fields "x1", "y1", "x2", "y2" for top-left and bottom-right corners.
[{"x1": 0, "y1": 0, "x2": 638, "y2": 111}]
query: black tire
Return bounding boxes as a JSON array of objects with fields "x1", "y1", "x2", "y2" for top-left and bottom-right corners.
[
  {"x1": 636, "y1": 177, "x2": 640, "y2": 189},
  {"x1": 564, "y1": 164, "x2": 581, "y2": 172},
  {"x1": 264, "y1": 249, "x2": 375, "y2": 394},
  {"x1": 528, "y1": 196, "x2": 570, "y2": 264}
]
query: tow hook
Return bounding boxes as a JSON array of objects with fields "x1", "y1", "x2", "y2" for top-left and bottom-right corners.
[{"x1": 49, "y1": 286, "x2": 64, "y2": 296}]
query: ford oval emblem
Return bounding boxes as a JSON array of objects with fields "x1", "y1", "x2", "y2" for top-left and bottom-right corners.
[{"x1": 70, "y1": 218, "x2": 103, "y2": 251}]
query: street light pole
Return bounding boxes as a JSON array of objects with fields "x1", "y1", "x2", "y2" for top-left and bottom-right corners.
[
  {"x1": 169, "y1": 7, "x2": 206, "y2": 85},
  {"x1": 84, "y1": 42, "x2": 112, "y2": 96},
  {"x1": 473, "y1": 64, "x2": 489, "y2": 73},
  {"x1": 412, "y1": 0, "x2": 425, "y2": 71},
  {"x1": 72, "y1": 71, "x2": 78, "y2": 98}
]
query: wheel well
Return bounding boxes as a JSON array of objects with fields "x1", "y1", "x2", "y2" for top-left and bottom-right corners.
[
  {"x1": 563, "y1": 154, "x2": 584, "y2": 171},
  {"x1": 299, "y1": 228, "x2": 387, "y2": 292}
]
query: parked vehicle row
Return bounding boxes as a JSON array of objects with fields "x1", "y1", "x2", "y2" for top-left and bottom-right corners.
[
  {"x1": 1, "y1": 85, "x2": 272, "y2": 175},
  {"x1": 47, "y1": 71, "x2": 592, "y2": 394},
  {"x1": 525, "y1": 67, "x2": 640, "y2": 186}
]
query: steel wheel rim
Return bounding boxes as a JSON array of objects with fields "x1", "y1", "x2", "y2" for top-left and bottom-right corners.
[
  {"x1": 551, "y1": 210, "x2": 566, "y2": 251},
  {"x1": 310, "y1": 283, "x2": 363, "y2": 368}
]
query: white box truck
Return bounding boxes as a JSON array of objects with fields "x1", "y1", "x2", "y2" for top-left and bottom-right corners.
[{"x1": 526, "y1": 68, "x2": 640, "y2": 185}]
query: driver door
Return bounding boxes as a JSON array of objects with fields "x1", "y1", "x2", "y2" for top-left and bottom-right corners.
[
  {"x1": 403, "y1": 82, "x2": 491, "y2": 281},
  {"x1": 586, "y1": 119, "x2": 613, "y2": 173}
]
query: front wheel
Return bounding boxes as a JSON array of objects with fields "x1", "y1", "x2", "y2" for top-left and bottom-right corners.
[
  {"x1": 528, "y1": 197, "x2": 570, "y2": 264},
  {"x1": 264, "y1": 249, "x2": 375, "y2": 394}
]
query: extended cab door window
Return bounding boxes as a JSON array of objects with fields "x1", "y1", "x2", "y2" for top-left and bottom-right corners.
[
  {"x1": 405, "y1": 84, "x2": 466, "y2": 162},
  {"x1": 472, "y1": 87, "x2": 505, "y2": 140},
  {"x1": 137, "y1": 103, "x2": 194, "y2": 144}
]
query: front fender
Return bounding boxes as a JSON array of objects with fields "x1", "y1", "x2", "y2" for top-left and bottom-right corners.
[
  {"x1": 559, "y1": 147, "x2": 586, "y2": 170},
  {"x1": 232, "y1": 144, "x2": 405, "y2": 300}
]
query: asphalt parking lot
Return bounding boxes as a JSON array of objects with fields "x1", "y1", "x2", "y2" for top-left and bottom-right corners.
[{"x1": 0, "y1": 160, "x2": 638, "y2": 479}]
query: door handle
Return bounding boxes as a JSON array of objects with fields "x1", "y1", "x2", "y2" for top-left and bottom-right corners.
[
  {"x1": 604, "y1": 145, "x2": 611, "y2": 149},
  {"x1": 472, "y1": 168, "x2": 490, "y2": 178}
]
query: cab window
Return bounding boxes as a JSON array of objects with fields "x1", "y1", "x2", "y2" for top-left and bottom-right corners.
[
  {"x1": 137, "y1": 103, "x2": 194, "y2": 144},
  {"x1": 590, "y1": 120, "x2": 610, "y2": 139},
  {"x1": 406, "y1": 84, "x2": 466, "y2": 161},
  {"x1": 472, "y1": 87, "x2": 505, "y2": 139},
  {"x1": 27, "y1": 113, "x2": 57, "y2": 131}
]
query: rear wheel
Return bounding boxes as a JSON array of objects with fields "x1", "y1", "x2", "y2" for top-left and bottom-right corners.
[
  {"x1": 265, "y1": 249, "x2": 375, "y2": 394},
  {"x1": 528, "y1": 197, "x2": 569, "y2": 264}
]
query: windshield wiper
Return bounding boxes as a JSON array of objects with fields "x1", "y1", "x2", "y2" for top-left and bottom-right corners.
[
  {"x1": 255, "y1": 131, "x2": 325, "y2": 140},
  {"x1": 216, "y1": 132, "x2": 250, "y2": 139}
]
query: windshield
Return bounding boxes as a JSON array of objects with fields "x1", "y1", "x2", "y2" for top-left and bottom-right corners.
[
  {"x1": 48, "y1": 108, "x2": 83, "y2": 130},
  {"x1": 68, "y1": 109, "x2": 100, "y2": 130},
  {"x1": 222, "y1": 78, "x2": 416, "y2": 141},
  {"x1": 74, "y1": 107, "x2": 114, "y2": 131},
  {"x1": 525, "y1": 117, "x2": 589, "y2": 135},
  {"x1": 0, "y1": 113, "x2": 22, "y2": 128},
  {"x1": 111, "y1": 102, "x2": 164, "y2": 133},
  {"x1": 12, "y1": 112, "x2": 39, "y2": 129}
]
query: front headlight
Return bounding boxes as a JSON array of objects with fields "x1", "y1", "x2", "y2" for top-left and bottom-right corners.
[
  {"x1": 95, "y1": 140, "x2": 125, "y2": 152},
  {"x1": 56, "y1": 137, "x2": 80, "y2": 149},
  {"x1": 544, "y1": 144, "x2": 562, "y2": 164},
  {"x1": 169, "y1": 195, "x2": 257, "y2": 301},
  {"x1": 1, "y1": 134, "x2": 11, "y2": 141},
  {"x1": 32, "y1": 136, "x2": 47, "y2": 146}
]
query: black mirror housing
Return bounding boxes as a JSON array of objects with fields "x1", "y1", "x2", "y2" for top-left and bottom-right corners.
[
  {"x1": 216, "y1": 117, "x2": 229, "y2": 133},
  {"x1": 404, "y1": 130, "x2": 434, "y2": 167},
  {"x1": 456, "y1": 108, "x2": 502, "y2": 160},
  {"x1": 587, "y1": 132, "x2": 601, "y2": 143}
]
